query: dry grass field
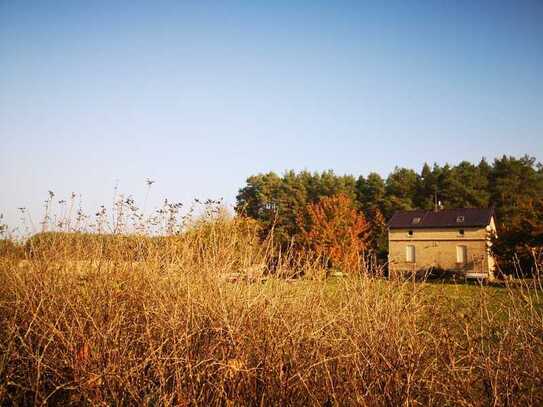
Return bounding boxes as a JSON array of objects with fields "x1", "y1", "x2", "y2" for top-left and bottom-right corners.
[{"x1": 1, "y1": 213, "x2": 542, "y2": 405}]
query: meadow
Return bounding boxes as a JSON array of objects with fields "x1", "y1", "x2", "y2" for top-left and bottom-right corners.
[{"x1": 1, "y1": 207, "x2": 542, "y2": 405}]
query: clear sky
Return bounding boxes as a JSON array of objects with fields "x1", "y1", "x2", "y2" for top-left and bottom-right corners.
[{"x1": 1, "y1": 0, "x2": 542, "y2": 230}]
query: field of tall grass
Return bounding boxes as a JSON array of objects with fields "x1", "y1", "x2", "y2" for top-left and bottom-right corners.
[{"x1": 1, "y1": 198, "x2": 542, "y2": 405}]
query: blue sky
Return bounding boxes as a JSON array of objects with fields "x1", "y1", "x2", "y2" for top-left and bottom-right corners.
[{"x1": 1, "y1": 1, "x2": 542, "y2": 230}]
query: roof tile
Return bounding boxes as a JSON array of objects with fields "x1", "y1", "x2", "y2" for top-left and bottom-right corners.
[{"x1": 388, "y1": 208, "x2": 494, "y2": 229}]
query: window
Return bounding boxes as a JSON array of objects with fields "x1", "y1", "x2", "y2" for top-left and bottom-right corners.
[
  {"x1": 408, "y1": 230, "x2": 413, "y2": 237},
  {"x1": 456, "y1": 216, "x2": 465, "y2": 223},
  {"x1": 456, "y1": 245, "x2": 467, "y2": 264},
  {"x1": 406, "y1": 245, "x2": 416, "y2": 263},
  {"x1": 412, "y1": 217, "x2": 421, "y2": 225},
  {"x1": 459, "y1": 229, "x2": 465, "y2": 236},
  {"x1": 264, "y1": 202, "x2": 276, "y2": 211}
]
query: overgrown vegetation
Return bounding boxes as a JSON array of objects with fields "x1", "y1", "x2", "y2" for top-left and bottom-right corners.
[{"x1": 1, "y1": 209, "x2": 542, "y2": 405}]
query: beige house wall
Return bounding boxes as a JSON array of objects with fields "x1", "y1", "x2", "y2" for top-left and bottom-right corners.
[{"x1": 388, "y1": 222, "x2": 496, "y2": 278}]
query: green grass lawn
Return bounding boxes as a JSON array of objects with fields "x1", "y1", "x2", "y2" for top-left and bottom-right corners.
[{"x1": 249, "y1": 275, "x2": 543, "y2": 323}]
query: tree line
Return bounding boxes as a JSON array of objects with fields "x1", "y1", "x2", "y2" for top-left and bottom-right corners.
[{"x1": 235, "y1": 155, "x2": 543, "y2": 275}]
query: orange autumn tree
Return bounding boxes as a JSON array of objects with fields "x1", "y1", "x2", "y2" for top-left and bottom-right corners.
[{"x1": 296, "y1": 193, "x2": 370, "y2": 273}]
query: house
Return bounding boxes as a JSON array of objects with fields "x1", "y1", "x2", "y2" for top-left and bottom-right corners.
[{"x1": 387, "y1": 208, "x2": 497, "y2": 280}]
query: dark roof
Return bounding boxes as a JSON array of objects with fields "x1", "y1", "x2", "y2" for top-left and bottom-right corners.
[{"x1": 388, "y1": 208, "x2": 494, "y2": 229}]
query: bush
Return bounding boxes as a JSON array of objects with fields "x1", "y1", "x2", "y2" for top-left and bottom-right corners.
[
  {"x1": 1, "y1": 262, "x2": 541, "y2": 405},
  {"x1": 0, "y1": 239, "x2": 24, "y2": 260}
]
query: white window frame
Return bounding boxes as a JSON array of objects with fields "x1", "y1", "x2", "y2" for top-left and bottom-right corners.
[
  {"x1": 456, "y1": 245, "x2": 467, "y2": 264},
  {"x1": 406, "y1": 245, "x2": 416, "y2": 263}
]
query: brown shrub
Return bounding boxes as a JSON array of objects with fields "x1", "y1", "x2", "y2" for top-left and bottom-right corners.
[
  {"x1": 0, "y1": 209, "x2": 543, "y2": 405},
  {"x1": 1, "y1": 215, "x2": 542, "y2": 405}
]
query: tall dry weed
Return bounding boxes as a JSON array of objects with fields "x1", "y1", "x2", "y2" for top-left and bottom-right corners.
[{"x1": 0, "y1": 199, "x2": 542, "y2": 405}]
